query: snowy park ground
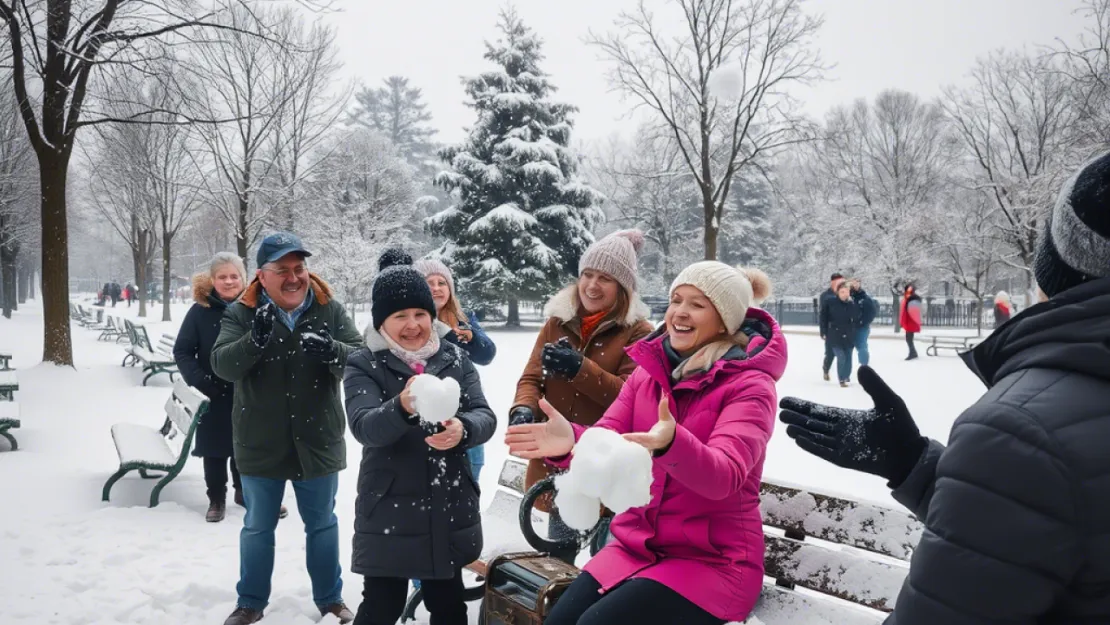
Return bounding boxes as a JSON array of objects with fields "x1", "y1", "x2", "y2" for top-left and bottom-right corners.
[{"x1": 0, "y1": 297, "x2": 989, "y2": 625}]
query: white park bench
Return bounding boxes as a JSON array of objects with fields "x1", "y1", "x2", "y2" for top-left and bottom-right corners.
[
  {"x1": 101, "y1": 379, "x2": 209, "y2": 507},
  {"x1": 121, "y1": 319, "x2": 179, "y2": 386}
]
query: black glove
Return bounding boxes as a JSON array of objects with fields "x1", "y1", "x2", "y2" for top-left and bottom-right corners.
[
  {"x1": 779, "y1": 366, "x2": 926, "y2": 487},
  {"x1": 509, "y1": 406, "x2": 535, "y2": 425},
  {"x1": 301, "y1": 322, "x2": 338, "y2": 362},
  {"x1": 542, "y1": 340, "x2": 583, "y2": 379},
  {"x1": 251, "y1": 302, "x2": 275, "y2": 348}
]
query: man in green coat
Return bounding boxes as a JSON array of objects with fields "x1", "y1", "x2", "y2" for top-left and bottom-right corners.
[{"x1": 212, "y1": 232, "x2": 364, "y2": 625}]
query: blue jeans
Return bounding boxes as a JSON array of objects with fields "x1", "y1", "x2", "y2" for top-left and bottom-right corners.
[
  {"x1": 831, "y1": 346, "x2": 854, "y2": 383},
  {"x1": 237, "y1": 473, "x2": 343, "y2": 611},
  {"x1": 855, "y1": 327, "x2": 871, "y2": 367},
  {"x1": 467, "y1": 445, "x2": 485, "y2": 480}
]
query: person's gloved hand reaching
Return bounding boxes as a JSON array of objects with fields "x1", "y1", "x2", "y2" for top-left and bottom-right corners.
[
  {"x1": 302, "y1": 322, "x2": 338, "y2": 362},
  {"x1": 779, "y1": 366, "x2": 926, "y2": 487},
  {"x1": 542, "y1": 337, "x2": 583, "y2": 379},
  {"x1": 251, "y1": 302, "x2": 276, "y2": 348}
]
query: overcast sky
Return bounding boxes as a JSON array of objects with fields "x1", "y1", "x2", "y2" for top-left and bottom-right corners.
[{"x1": 322, "y1": 0, "x2": 1091, "y2": 146}]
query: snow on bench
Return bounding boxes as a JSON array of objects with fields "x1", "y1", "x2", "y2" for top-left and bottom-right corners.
[
  {"x1": 121, "y1": 320, "x2": 178, "y2": 386},
  {"x1": 101, "y1": 379, "x2": 210, "y2": 508},
  {"x1": 0, "y1": 369, "x2": 18, "y2": 400}
]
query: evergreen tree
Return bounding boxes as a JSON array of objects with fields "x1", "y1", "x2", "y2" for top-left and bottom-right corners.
[
  {"x1": 719, "y1": 166, "x2": 777, "y2": 268},
  {"x1": 426, "y1": 8, "x2": 603, "y2": 326},
  {"x1": 348, "y1": 76, "x2": 437, "y2": 170}
]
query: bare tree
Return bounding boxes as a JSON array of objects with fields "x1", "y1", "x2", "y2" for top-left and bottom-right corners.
[
  {"x1": 588, "y1": 0, "x2": 824, "y2": 259},
  {"x1": 802, "y1": 90, "x2": 955, "y2": 296},
  {"x1": 933, "y1": 186, "x2": 1002, "y2": 335},
  {"x1": 0, "y1": 73, "x2": 36, "y2": 318},
  {"x1": 588, "y1": 126, "x2": 700, "y2": 285},
  {"x1": 1057, "y1": 0, "x2": 1110, "y2": 153},
  {"x1": 943, "y1": 51, "x2": 1083, "y2": 290},
  {"x1": 0, "y1": 0, "x2": 318, "y2": 365}
]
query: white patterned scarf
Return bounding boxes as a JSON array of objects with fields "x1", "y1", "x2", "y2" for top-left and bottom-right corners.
[{"x1": 382, "y1": 329, "x2": 441, "y2": 371}]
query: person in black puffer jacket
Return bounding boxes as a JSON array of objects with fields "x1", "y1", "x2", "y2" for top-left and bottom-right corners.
[
  {"x1": 779, "y1": 148, "x2": 1110, "y2": 624},
  {"x1": 824, "y1": 281, "x2": 860, "y2": 386},
  {"x1": 345, "y1": 253, "x2": 496, "y2": 625}
]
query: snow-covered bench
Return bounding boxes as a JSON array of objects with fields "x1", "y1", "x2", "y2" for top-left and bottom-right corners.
[
  {"x1": 97, "y1": 315, "x2": 128, "y2": 342},
  {"x1": 0, "y1": 352, "x2": 12, "y2": 371},
  {"x1": 0, "y1": 370, "x2": 18, "y2": 401},
  {"x1": 0, "y1": 400, "x2": 20, "y2": 451},
  {"x1": 101, "y1": 379, "x2": 209, "y2": 507},
  {"x1": 924, "y1": 334, "x2": 979, "y2": 357},
  {"x1": 121, "y1": 320, "x2": 178, "y2": 386}
]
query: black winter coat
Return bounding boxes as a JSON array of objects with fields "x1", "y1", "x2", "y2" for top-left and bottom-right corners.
[
  {"x1": 852, "y1": 289, "x2": 878, "y2": 327},
  {"x1": 818, "y1": 288, "x2": 838, "y2": 337},
  {"x1": 344, "y1": 321, "x2": 496, "y2": 580},
  {"x1": 173, "y1": 274, "x2": 236, "y2": 458},
  {"x1": 824, "y1": 297, "x2": 860, "y2": 350},
  {"x1": 886, "y1": 277, "x2": 1110, "y2": 624}
]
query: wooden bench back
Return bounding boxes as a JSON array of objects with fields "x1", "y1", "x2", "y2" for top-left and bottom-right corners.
[
  {"x1": 157, "y1": 334, "x2": 176, "y2": 357},
  {"x1": 163, "y1": 378, "x2": 209, "y2": 444},
  {"x1": 759, "y1": 479, "x2": 921, "y2": 612},
  {"x1": 125, "y1": 320, "x2": 153, "y2": 351}
]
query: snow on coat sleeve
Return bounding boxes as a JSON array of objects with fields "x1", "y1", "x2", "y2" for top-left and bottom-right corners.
[
  {"x1": 344, "y1": 351, "x2": 415, "y2": 448},
  {"x1": 461, "y1": 311, "x2": 497, "y2": 366},
  {"x1": 655, "y1": 376, "x2": 776, "y2": 501},
  {"x1": 210, "y1": 305, "x2": 263, "y2": 383},
  {"x1": 884, "y1": 402, "x2": 1080, "y2": 625},
  {"x1": 453, "y1": 356, "x2": 496, "y2": 449}
]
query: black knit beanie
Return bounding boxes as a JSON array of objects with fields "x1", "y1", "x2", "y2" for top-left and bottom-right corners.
[
  {"x1": 371, "y1": 250, "x2": 436, "y2": 330},
  {"x1": 1034, "y1": 149, "x2": 1110, "y2": 298}
]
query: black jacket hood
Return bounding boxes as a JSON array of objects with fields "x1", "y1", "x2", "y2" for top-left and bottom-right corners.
[{"x1": 963, "y1": 277, "x2": 1110, "y2": 387}]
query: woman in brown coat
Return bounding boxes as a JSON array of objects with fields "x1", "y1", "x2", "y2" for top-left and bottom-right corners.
[{"x1": 510, "y1": 229, "x2": 654, "y2": 562}]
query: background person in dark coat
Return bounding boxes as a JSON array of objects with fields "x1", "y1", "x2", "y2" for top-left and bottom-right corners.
[
  {"x1": 818, "y1": 272, "x2": 844, "y2": 381},
  {"x1": 779, "y1": 149, "x2": 1110, "y2": 624},
  {"x1": 849, "y1": 278, "x2": 877, "y2": 366},
  {"x1": 824, "y1": 282, "x2": 860, "y2": 386},
  {"x1": 344, "y1": 253, "x2": 495, "y2": 625}
]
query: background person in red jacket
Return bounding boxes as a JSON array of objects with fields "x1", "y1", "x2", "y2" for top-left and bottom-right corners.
[{"x1": 899, "y1": 284, "x2": 922, "y2": 360}]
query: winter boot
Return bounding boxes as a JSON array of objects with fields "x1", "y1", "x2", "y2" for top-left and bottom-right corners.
[
  {"x1": 222, "y1": 607, "x2": 263, "y2": 625},
  {"x1": 206, "y1": 500, "x2": 227, "y2": 523},
  {"x1": 319, "y1": 603, "x2": 355, "y2": 624},
  {"x1": 840, "y1": 381, "x2": 850, "y2": 388},
  {"x1": 234, "y1": 488, "x2": 289, "y2": 519},
  {"x1": 823, "y1": 370, "x2": 830, "y2": 382}
]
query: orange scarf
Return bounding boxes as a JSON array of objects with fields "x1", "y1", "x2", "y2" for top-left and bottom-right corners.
[{"x1": 579, "y1": 309, "x2": 609, "y2": 341}]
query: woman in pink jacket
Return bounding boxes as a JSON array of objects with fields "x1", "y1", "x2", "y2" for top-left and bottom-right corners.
[{"x1": 506, "y1": 261, "x2": 786, "y2": 625}]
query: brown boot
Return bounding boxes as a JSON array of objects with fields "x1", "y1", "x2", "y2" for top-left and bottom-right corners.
[
  {"x1": 318, "y1": 603, "x2": 354, "y2": 624},
  {"x1": 222, "y1": 607, "x2": 263, "y2": 625},
  {"x1": 234, "y1": 488, "x2": 289, "y2": 519},
  {"x1": 206, "y1": 500, "x2": 227, "y2": 523}
]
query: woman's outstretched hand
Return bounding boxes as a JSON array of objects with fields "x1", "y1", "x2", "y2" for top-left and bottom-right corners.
[
  {"x1": 504, "y1": 398, "x2": 575, "y2": 459},
  {"x1": 623, "y1": 396, "x2": 676, "y2": 451}
]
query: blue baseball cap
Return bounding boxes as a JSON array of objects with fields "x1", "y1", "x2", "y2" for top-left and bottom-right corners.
[{"x1": 256, "y1": 232, "x2": 312, "y2": 269}]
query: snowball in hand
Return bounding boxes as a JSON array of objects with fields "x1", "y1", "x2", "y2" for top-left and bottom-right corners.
[
  {"x1": 409, "y1": 374, "x2": 460, "y2": 424},
  {"x1": 556, "y1": 428, "x2": 654, "y2": 521},
  {"x1": 554, "y1": 473, "x2": 602, "y2": 531}
]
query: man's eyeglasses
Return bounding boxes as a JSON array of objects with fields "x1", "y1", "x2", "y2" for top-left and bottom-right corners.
[{"x1": 262, "y1": 265, "x2": 307, "y2": 279}]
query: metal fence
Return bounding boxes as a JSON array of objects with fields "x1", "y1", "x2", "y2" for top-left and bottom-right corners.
[{"x1": 771, "y1": 296, "x2": 992, "y2": 329}]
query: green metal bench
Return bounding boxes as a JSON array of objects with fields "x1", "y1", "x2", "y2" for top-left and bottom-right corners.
[
  {"x1": 0, "y1": 352, "x2": 11, "y2": 371},
  {"x1": 97, "y1": 315, "x2": 127, "y2": 342},
  {"x1": 102, "y1": 378, "x2": 210, "y2": 507},
  {"x1": 122, "y1": 320, "x2": 178, "y2": 386},
  {"x1": 0, "y1": 370, "x2": 18, "y2": 401},
  {"x1": 0, "y1": 400, "x2": 20, "y2": 451}
]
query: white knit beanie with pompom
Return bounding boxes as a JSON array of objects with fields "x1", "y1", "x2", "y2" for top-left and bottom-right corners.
[
  {"x1": 578, "y1": 229, "x2": 646, "y2": 294},
  {"x1": 670, "y1": 262, "x2": 772, "y2": 334}
]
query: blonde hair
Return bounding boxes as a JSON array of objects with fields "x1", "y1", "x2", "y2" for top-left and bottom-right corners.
[{"x1": 438, "y1": 290, "x2": 468, "y2": 329}]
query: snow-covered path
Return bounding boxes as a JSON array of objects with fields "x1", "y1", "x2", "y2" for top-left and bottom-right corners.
[{"x1": 0, "y1": 298, "x2": 986, "y2": 624}]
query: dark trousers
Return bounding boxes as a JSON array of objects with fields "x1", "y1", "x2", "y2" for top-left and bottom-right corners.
[
  {"x1": 355, "y1": 571, "x2": 466, "y2": 625},
  {"x1": 203, "y1": 456, "x2": 241, "y2": 502},
  {"x1": 831, "y1": 345, "x2": 854, "y2": 382},
  {"x1": 545, "y1": 571, "x2": 726, "y2": 625},
  {"x1": 906, "y1": 332, "x2": 918, "y2": 358},
  {"x1": 822, "y1": 339, "x2": 835, "y2": 373}
]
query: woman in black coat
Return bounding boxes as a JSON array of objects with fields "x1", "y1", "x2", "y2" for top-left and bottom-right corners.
[
  {"x1": 173, "y1": 252, "x2": 288, "y2": 523},
  {"x1": 825, "y1": 282, "x2": 861, "y2": 386},
  {"x1": 344, "y1": 256, "x2": 496, "y2": 625}
]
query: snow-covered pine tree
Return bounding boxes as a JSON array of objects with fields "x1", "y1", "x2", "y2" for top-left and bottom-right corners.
[
  {"x1": 426, "y1": 8, "x2": 603, "y2": 326},
  {"x1": 719, "y1": 165, "x2": 778, "y2": 267}
]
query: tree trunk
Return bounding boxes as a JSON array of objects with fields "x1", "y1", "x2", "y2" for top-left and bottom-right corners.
[
  {"x1": 16, "y1": 263, "x2": 27, "y2": 304},
  {"x1": 237, "y1": 193, "x2": 250, "y2": 271},
  {"x1": 40, "y1": 156, "x2": 74, "y2": 365},
  {"x1": 506, "y1": 298, "x2": 520, "y2": 327},
  {"x1": 133, "y1": 228, "x2": 150, "y2": 319},
  {"x1": 892, "y1": 293, "x2": 902, "y2": 333},
  {"x1": 1, "y1": 240, "x2": 18, "y2": 319},
  {"x1": 702, "y1": 195, "x2": 718, "y2": 261},
  {"x1": 162, "y1": 231, "x2": 172, "y2": 322}
]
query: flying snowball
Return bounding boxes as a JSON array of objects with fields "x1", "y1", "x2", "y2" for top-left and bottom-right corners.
[
  {"x1": 410, "y1": 374, "x2": 460, "y2": 424},
  {"x1": 707, "y1": 62, "x2": 744, "y2": 100}
]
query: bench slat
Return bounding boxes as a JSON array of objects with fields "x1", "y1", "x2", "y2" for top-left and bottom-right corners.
[
  {"x1": 763, "y1": 534, "x2": 907, "y2": 612},
  {"x1": 498, "y1": 457, "x2": 527, "y2": 493},
  {"x1": 172, "y1": 378, "x2": 208, "y2": 416},
  {"x1": 110, "y1": 422, "x2": 177, "y2": 468},
  {"x1": 760, "y1": 481, "x2": 922, "y2": 561},
  {"x1": 748, "y1": 584, "x2": 883, "y2": 625}
]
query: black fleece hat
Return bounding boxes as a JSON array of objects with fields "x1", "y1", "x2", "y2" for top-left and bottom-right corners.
[
  {"x1": 1034, "y1": 149, "x2": 1110, "y2": 298},
  {"x1": 371, "y1": 251, "x2": 436, "y2": 330}
]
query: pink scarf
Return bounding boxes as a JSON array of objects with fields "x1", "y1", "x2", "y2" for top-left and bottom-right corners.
[{"x1": 382, "y1": 330, "x2": 441, "y2": 372}]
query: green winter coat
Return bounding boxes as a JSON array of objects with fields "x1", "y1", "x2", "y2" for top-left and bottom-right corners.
[{"x1": 211, "y1": 273, "x2": 364, "y2": 481}]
